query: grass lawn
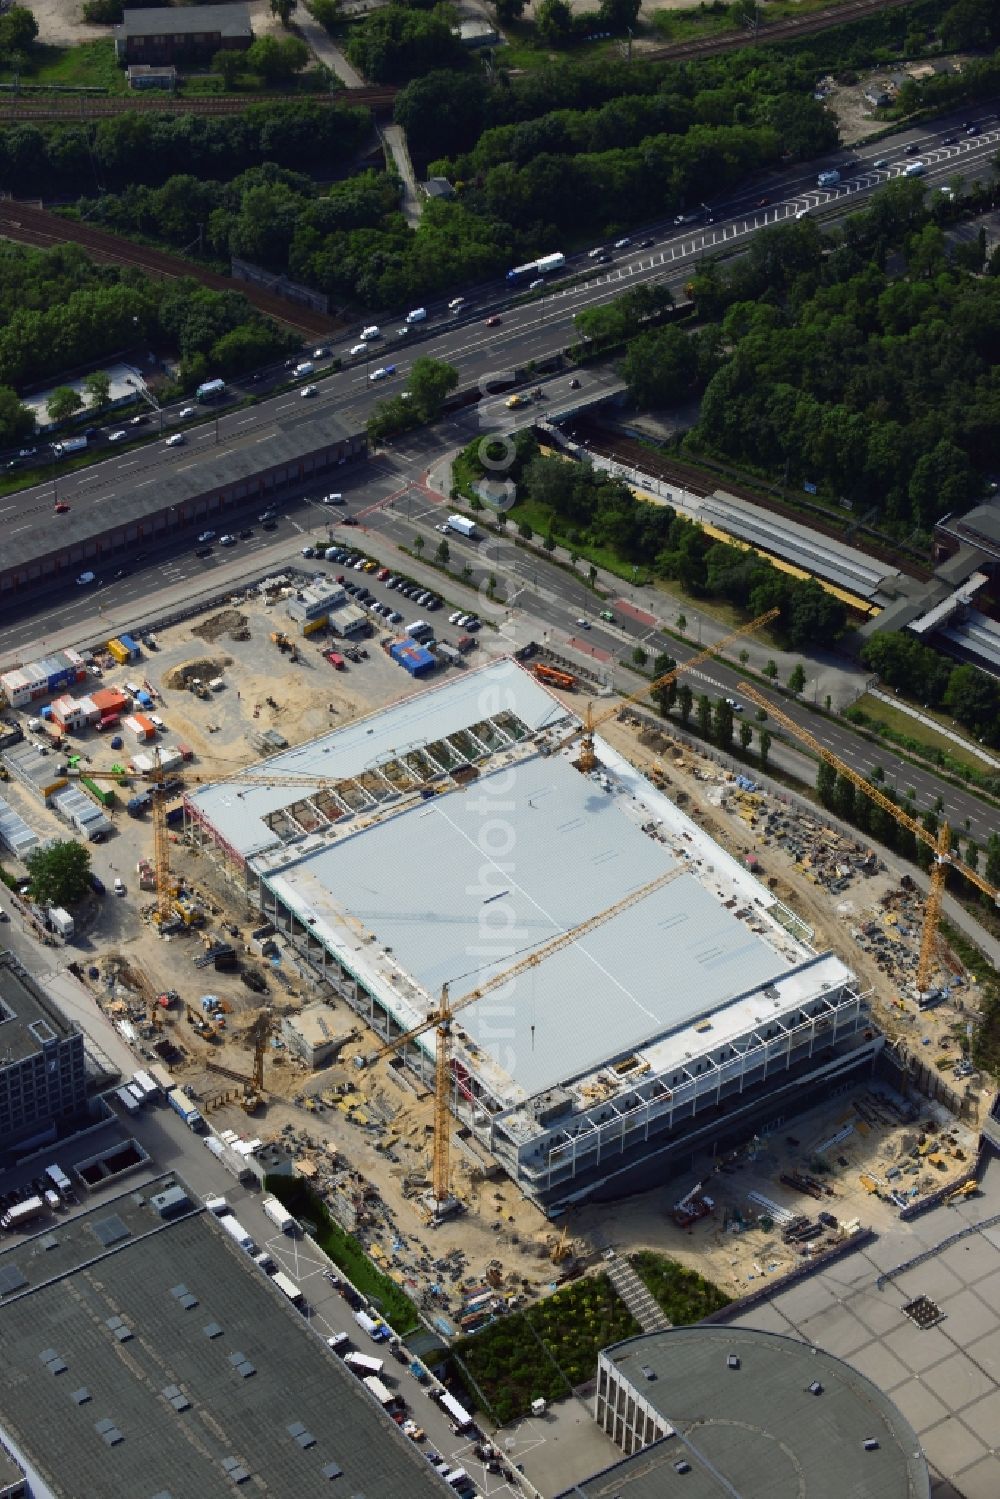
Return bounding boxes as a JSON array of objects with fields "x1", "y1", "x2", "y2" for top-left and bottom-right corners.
[
  {"x1": 6, "y1": 41, "x2": 127, "y2": 93},
  {"x1": 265, "y1": 1176, "x2": 419, "y2": 1334},
  {"x1": 850, "y1": 693, "x2": 989, "y2": 777}
]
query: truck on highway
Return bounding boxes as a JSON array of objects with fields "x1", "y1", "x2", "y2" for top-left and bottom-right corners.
[
  {"x1": 262, "y1": 1197, "x2": 301, "y2": 1236},
  {"x1": 1, "y1": 1196, "x2": 46, "y2": 1230},
  {"x1": 167, "y1": 1086, "x2": 205, "y2": 1131},
  {"x1": 904, "y1": 160, "x2": 926, "y2": 177},
  {"x1": 196, "y1": 378, "x2": 226, "y2": 403},
  {"x1": 506, "y1": 251, "x2": 566, "y2": 283},
  {"x1": 816, "y1": 170, "x2": 840, "y2": 188},
  {"x1": 51, "y1": 435, "x2": 88, "y2": 457},
  {"x1": 446, "y1": 515, "x2": 478, "y2": 540}
]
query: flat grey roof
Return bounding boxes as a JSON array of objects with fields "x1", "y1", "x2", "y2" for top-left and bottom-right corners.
[
  {"x1": 0, "y1": 950, "x2": 78, "y2": 1063},
  {"x1": 939, "y1": 501, "x2": 1000, "y2": 554},
  {"x1": 116, "y1": 3, "x2": 252, "y2": 37},
  {"x1": 562, "y1": 1327, "x2": 928, "y2": 1499},
  {"x1": 7, "y1": 405, "x2": 361, "y2": 570},
  {"x1": 0, "y1": 1180, "x2": 448, "y2": 1498}
]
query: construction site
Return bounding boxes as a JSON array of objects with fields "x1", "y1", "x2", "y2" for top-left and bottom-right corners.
[{"x1": 1, "y1": 580, "x2": 995, "y2": 1320}]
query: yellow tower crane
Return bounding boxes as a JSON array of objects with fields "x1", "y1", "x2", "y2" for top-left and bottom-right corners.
[
  {"x1": 369, "y1": 861, "x2": 689, "y2": 1217},
  {"x1": 560, "y1": 609, "x2": 780, "y2": 774},
  {"x1": 738, "y1": 682, "x2": 1000, "y2": 995}
]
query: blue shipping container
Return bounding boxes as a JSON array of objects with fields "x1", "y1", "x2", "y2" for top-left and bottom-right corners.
[
  {"x1": 119, "y1": 634, "x2": 140, "y2": 658},
  {"x1": 389, "y1": 640, "x2": 434, "y2": 677}
]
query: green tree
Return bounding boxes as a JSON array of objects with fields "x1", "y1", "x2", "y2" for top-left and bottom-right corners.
[
  {"x1": 245, "y1": 35, "x2": 309, "y2": 82},
  {"x1": 677, "y1": 683, "x2": 693, "y2": 725},
  {"x1": 787, "y1": 662, "x2": 806, "y2": 696},
  {"x1": 0, "y1": 385, "x2": 35, "y2": 446},
  {"x1": 270, "y1": 0, "x2": 298, "y2": 23},
  {"x1": 413, "y1": 534, "x2": 424, "y2": 555},
  {"x1": 518, "y1": 521, "x2": 533, "y2": 541},
  {"x1": 697, "y1": 692, "x2": 712, "y2": 740},
  {"x1": 436, "y1": 538, "x2": 450, "y2": 564},
  {"x1": 46, "y1": 385, "x2": 83, "y2": 424},
  {"x1": 816, "y1": 760, "x2": 837, "y2": 809},
  {"x1": 588, "y1": 565, "x2": 597, "y2": 586},
  {"x1": 739, "y1": 721, "x2": 752, "y2": 755},
  {"x1": 494, "y1": 0, "x2": 526, "y2": 19},
  {"x1": 632, "y1": 646, "x2": 648, "y2": 668},
  {"x1": 408, "y1": 356, "x2": 459, "y2": 422},
  {"x1": 758, "y1": 728, "x2": 772, "y2": 768},
  {"x1": 26, "y1": 840, "x2": 91, "y2": 907},
  {"x1": 985, "y1": 834, "x2": 1000, "y2": 889},
  {"x1": 622, "y1": 325, "x2": 697, "y2": 409},
  {"x1": 535, "y1": 0, "x2": 572, "y2": 41},
  {"x1": 763, "y1": 659, "x2": 777, "y2": 679},
  {"x1": 739, "y1": 649, "x2": 749, "y2": 666},
  {"x1": 676, "y1": 614, "x2": 686, "y2": 633},
  {"x1": 713, "y1": 697, "x2": 734, "y2": 751},
  {"x1": 212, "y1": 47, "x2": 244, "y2": 86},
  {"x1": 82, "y1": 370, "x2": 111, "y2": 410}
]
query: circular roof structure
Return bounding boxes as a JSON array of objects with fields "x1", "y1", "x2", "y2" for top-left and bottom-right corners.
[{"x1": 597, "y1": 1324, "x2": 929, "y2": 1499}]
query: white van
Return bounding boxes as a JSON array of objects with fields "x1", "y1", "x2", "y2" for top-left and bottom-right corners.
[
  {"x1": 405, "y1": 307, "x2": 427, "y2": 324},
  {"x1": 360, "y1": 325, "x2": 380, "y2": 341},
  {"x1": 294, "y1": 361, "x2": 314, "y2": 377}
]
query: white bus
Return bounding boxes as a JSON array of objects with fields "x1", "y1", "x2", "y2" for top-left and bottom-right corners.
[
  {"x1": 436, "y1": 1390, "x2": 475, "y2": 1432},
  {"x1": 344, "y1": 1352, "x2": 383, "y2": 1377}
]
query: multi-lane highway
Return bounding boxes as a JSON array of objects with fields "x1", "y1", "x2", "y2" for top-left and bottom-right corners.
[
  {"x1": 6, "y1": 103, "x2": 999, "y2": 549},
  {"x1": 2, "y1": 104, "x2": 998, "y2": 846}
]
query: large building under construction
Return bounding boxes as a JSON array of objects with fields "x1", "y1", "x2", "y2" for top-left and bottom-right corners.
[{"x1": 185, "y1": 659, "x2": 881, "y2": 1209}]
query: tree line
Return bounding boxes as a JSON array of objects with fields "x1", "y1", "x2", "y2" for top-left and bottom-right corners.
[
  {"x1": 0, "y1": 241, "x2": 294, "y2": 437},
  {"x1": 0, "y1": 100, "x2": 369, "y2": 198},
  {"x1": 858, "y1": 632, "x2": 1000, "y2": 751},
  {"x1": 469, "y1": 438, "x2": 848, "y2": 649},
  {"x1": 674, "y1": 183, "x2": 997, "y2": 540}
]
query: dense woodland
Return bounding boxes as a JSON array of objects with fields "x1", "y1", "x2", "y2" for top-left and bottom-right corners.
[{"x1": 0, "y1": 242, "x2": 293, "y2": 439}]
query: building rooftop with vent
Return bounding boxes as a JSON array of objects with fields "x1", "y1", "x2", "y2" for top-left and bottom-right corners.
[
  {"x1": 560, "y1": 1326, "x2": 929, "y2": 1499},
  {"x1": 0, "y1": 1177, "x2": 450, "y2": 1498}
]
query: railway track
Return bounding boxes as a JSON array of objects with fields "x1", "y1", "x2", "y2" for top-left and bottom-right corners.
[
  {"x1": 642, "y1": 0, "x2": 913, "y2": 62},
  {"x1": 0, "y1": 200, "x2": 341, "y2": 337},
  {"x1": 565, "y1": 420, "x2": 931, "y2": 580},
  {"x1": 0, "y1": 85, "x2": 397, "y2": 122}
]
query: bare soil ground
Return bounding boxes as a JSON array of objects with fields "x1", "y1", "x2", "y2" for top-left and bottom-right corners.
[{"x1": 59, "y1": 613, "x2": 983, "y2": 1314}]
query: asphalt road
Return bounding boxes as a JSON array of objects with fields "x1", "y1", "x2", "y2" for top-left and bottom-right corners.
[{"x1": 5, "y1": 104, "x2": 999, "y2": 544}]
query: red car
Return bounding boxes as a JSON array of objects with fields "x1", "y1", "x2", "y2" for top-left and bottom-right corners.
[
  {"x1": 485, "y1": 315, "x2": 502, "y2": 327},
  {"x1": 54, "y1": 502, "x2": 70, "y2": 513},
  {"x1": 377, "y1": 567, "x2": 390, "y2": 581},
  {"x1": 324, "y1": 651, "x2": 346, "y2": 670},
  {"x1": 336, "y1": 574, "x2": 346, "y2": 583}
]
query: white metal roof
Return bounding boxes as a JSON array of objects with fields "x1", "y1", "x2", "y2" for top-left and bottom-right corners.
[{"x1": 264, "y1": 746, "x2": 793, "y2": 1101}]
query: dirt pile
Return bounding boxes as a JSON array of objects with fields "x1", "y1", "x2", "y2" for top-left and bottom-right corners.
[
  {"x1": 163, "y1": 658, "x2": 227, "y2": 689},
  {"x1": 192, "y1": 610, "x2": 250, "y2": 643}
]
